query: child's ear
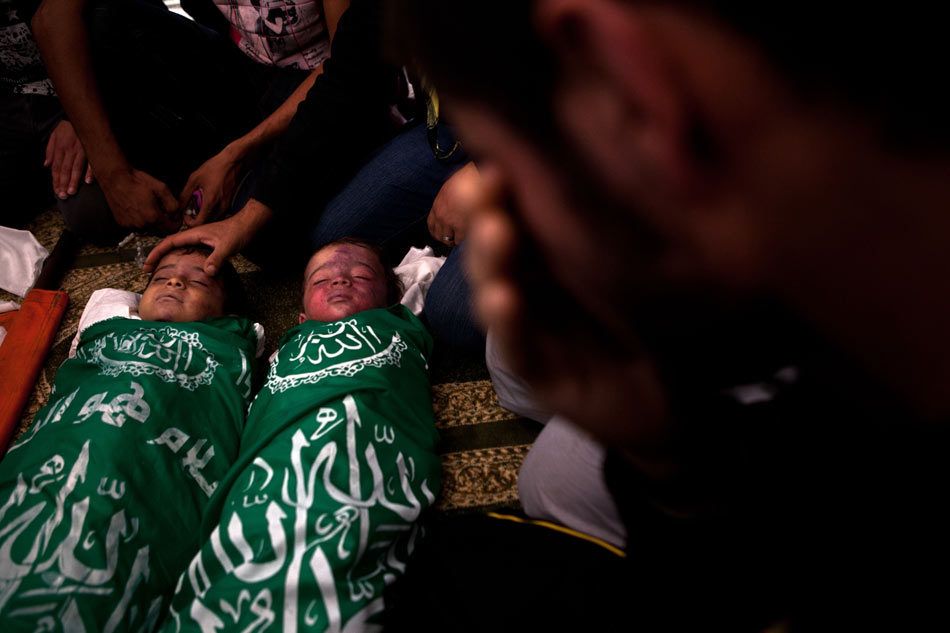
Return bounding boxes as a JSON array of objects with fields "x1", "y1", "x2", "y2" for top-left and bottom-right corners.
[{"x1": 298, "y1": 312, "x2": 307, "y2": 324}]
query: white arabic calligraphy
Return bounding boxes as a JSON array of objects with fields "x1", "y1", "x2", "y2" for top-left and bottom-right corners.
[{"x1": 181, "y1": 394, "x2": 433, "y2": 632}]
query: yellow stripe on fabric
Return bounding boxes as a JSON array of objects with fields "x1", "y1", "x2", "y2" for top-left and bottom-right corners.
[{"x1": 486, "y1": 512, "x2": 626, "y2": 558}]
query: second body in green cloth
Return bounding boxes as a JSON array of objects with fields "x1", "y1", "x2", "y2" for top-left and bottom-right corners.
[{"x1": 165, "y1": 305, "x2": 440, "y2": 633}]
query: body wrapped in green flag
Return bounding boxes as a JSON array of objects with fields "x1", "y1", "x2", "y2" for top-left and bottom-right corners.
[
  {"x1": 165, "y1": 305, "x2": 440, "y2": 633},
  {"x1": 0, "y1": 315, "x2": 260, "y2": 632}
]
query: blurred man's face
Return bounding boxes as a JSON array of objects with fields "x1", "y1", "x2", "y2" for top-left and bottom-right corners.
[
  {"x1": 301, "y1": 244, "x2": 389, "y2": 323},
  {"x1": 139, "y1": 251, "x2": 227, "y2": 322},
  {"x1": 454, "y1": 104, "x2": 669, "y2": 347}
]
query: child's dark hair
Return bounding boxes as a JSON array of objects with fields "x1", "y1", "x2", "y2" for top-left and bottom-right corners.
[
  {"x1": 305, "y1": 238, "x2": 403, "y2": 306},
  {"x1": 146, "y1": 246, "x2": 248, "y2": 316}
]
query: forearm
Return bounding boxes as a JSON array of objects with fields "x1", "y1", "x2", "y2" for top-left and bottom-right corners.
[
  {"x1": 225, "y1": 68, "x2": 322, "y2": 164},
  {"x1": 232, "y1": 198, "x2": 274, "y2": 238},
  {"x1": 32, "y1": 0, "x2": 130, "y2": 185}
]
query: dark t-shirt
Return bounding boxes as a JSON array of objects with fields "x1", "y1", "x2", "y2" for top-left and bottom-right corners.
[
  {"x1": 248, "y1": 0, "x2": 398, "y2": 217},
  {"x1": 604, "y1": 333, "x2": 950, "y2": 630}
]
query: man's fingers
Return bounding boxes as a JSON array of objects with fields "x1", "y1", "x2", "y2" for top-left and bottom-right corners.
[
  {"x1": 67, "y1": 152, "x2": 85, "y2": 195},
  {"x1": 183, "y1": 189, "x2": 218, "y2": 228},
  {"x1": 85, "y1": 163, "x2": 95, "y2": 184},
  {"x1": 178, "y1": 174, "x2": 200, "y2": 209},
  {"x1": 476, "y1": 277, "x2": 547, "y2": 385},
  {"x1": 143, "y1": 234, "x2": 178, "y2": 272},
  {"x1": 465, "y1": 208, "x2": 518, "y2": 287},
  {"x1": 143, "y1": 228, "x2": 215, "y2": 272},
  {"x1": 203, "y1": 247, "x2": 227, "y2": 276},
  {"x1": 49, "y1": 158, "x2": 60, "y2": 194},
  {"x1": 43, "y1": 136, "x2": 53, "y2": 167},
  {"x1": 467, "y1": 206, "x2": 524, "y2": 366},
  {"x1": 184, "y1": 203, "x2": 214, "y2": 228},
  {"x1": 428, "y1": 215, "x2": 447, "y2": 242},
  {"x1": 55, "y1": 153, "x2": 69, "y2": 197},
  {"x1": 474, "y1": 278, "x2": 519, "y2": 335},
  {"x1": 454, "y1": 223, "x2": 468, "y2": 244},
  {"x1": 58, "y1": 148, "x2": 73, "y2": 196}
]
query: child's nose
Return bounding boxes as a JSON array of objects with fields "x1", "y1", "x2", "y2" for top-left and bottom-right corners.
[
  {"x1": 166, "y1": 276, "x2": 184, "y2": 288},
  {"x1": 332, "y1": 276, "x2": 351, "y2": 287}
]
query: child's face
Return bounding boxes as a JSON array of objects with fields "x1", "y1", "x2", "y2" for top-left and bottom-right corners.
[
  {"x1": 139, "y1": 251, "x2": 227, "y2": 322},
  {"x1": 301, "y1": 243, "x2": 389, "y2": 323}
]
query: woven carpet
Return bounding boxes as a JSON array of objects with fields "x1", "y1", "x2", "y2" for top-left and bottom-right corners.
[{"x1": 1, "y1": 208, "x2": 542, "y2": 515}]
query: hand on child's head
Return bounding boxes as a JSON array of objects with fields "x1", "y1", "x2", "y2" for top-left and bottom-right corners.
[
  {"x1": 301, "y1": 243, "x2": 390, "y2": 323},
  {"x1": 139, "y1": 250, "x2": 227, "y2": 322}
]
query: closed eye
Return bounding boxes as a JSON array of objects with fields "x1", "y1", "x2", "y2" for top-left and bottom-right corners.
[
  {"x1": 192, "y1": 280, "x2": 208, "y2": 287},
  {"x1": 313, "y1": 279, "x2": 328, "y2": 286}
]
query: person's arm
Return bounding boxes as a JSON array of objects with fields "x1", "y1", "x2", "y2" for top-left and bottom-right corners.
[
  {"x1": 44, "y1": 119, "x2": 94, "y2": 199},
  {"x1": 147, "y1": 0, "x2": 397, "y2": 275},
  {"x1": 178, "y1": 69, "x2": 321, "y2": 226},
  {"x1": 145, "y1": 199, "x2": 273, "y2": 276},
  {"x1": 181, "y1": 0, "x2": 351, "y2": 226},
  {"x1": 31, "y1": 0, "x2": 179, "y2": 233},
  {"x1": 323, "y1": 0, "x2": 348, "y2": 39}
]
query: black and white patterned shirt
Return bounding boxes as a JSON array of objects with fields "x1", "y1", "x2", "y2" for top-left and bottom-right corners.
[
  {"x1": 0, "y1": 0, "x2": 54, "y2": 95},
  {"x1": 214, "y1": 0, "x2": 330, "y2": 70}
]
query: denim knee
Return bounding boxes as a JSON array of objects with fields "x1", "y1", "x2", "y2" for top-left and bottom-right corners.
[{"x1": 424, "y1": 246, "x2": 484, "y2": 352}]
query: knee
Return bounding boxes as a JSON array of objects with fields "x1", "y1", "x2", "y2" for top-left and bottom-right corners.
[
  {"x1": 58, "y1": 184, "x2": 125, "y2": 244},
  {"x1": 424, "y1": 283, "x2": 483, "y2": 351},
  {"x1": 424, "y1": 249, "x2": 484, "y2": 351}
]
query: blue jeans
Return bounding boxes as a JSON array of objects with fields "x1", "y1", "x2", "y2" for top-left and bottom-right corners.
[
  {"x1": 424, "y1": 241, "x2": 483, "y2": 352},
  {"x1": 313, "y1": 123, "x2": 483, "y2": 351}
]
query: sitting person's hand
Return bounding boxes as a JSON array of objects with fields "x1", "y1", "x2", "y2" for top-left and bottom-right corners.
[
  {"x1": 44, "y1": 119, "x2": 93, "y2": 200},
  {"x1": 144, "y1": 199, "x2": 273, "y2": 277},
  {"x1": 101, "y1": 166, "x2": 181, "y2": 235},
  {"x1": 427, "y1": 161, "x2": 480, "y2": 247},
  {"x1": 179, "y1": 143, "x2": 249, "y2": 227}
]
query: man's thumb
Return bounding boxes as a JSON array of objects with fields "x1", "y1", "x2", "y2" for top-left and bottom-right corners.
[{"x1": 205, "y1": 252, "x2": 221, "y2": 276}]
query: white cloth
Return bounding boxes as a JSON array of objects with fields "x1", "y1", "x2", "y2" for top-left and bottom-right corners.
[
  {"x1": 395, "y1": 246, "x2": 446, "y2": 316},
  {"x1": 67, "y1": 289, "x2": 141, "y2": 358},
  {"x1": 0, "y1": 227, "x2": 49, "y2": 297},
  {"x1": 518, "y1": 415, "x2": 627, "y2": 549},
  {"x1": 485, "y1": 329, "x2": 627, "y2": 548},
  {"x1": 216, "y1": 0, "x2": 330, "y2": 70},
  {"x1": 68, "y1": 288, "x2": 266, "y2": 359}
]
